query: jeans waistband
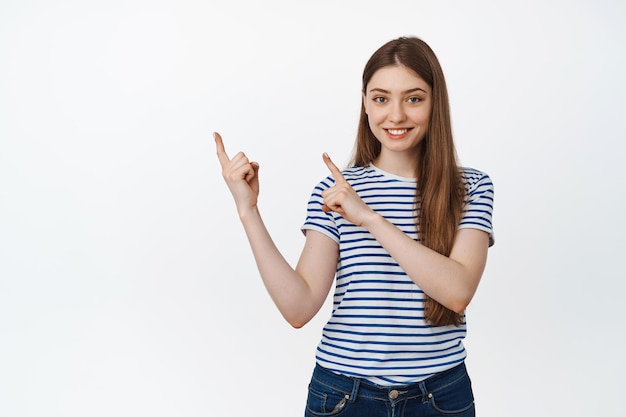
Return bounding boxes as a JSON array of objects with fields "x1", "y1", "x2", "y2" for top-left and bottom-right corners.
[{"x1": 311, "y1": 362, "x2": 468, "y2": 403}]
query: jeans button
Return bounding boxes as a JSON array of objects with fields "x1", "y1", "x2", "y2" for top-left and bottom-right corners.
[{"x1": 389, "y1": 389, "x2": 399, "y2": 399}]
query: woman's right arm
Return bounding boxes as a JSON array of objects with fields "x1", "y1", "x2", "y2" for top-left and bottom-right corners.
[{"x1": 215, "y1": 132, "x2": 337, "y2": 328}]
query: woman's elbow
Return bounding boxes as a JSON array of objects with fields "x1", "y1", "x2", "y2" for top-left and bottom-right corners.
[
  {"x1": 284, "y1": 313, "x2": 313, "y2": 329},
  {"x1": 447, "y1": 294, "x2": 474, "y2": 315},
  {"x1": 448, "y1": 278, "x2": 481, "y2": 314},
  {"x1": 450, "y1": 302, "x2": 469, "y2": 315},
  {"x1": 289, "y1": 321, "x2": 306, "y2": 329}
]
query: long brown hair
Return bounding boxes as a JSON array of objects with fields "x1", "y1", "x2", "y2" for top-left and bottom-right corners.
[{"x1": 351, "y1": 37, "x2": 466, "y2": 326}]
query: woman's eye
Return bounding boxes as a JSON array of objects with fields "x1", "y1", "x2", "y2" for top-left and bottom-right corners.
[
  {"x1": 373, "y1": 97, "x2": 386, "y2": 103},
  {"x1": 408, "y1": 97, "x2": 421, "y2": 103}
]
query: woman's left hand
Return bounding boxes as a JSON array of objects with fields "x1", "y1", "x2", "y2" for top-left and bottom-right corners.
[{"x1": 321, "y1": 153, "x2": 377, "y2": 227}]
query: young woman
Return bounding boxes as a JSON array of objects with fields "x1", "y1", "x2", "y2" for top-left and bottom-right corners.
[{"x1": 215, "y1": 36, "x2": 494, "y2": 417}]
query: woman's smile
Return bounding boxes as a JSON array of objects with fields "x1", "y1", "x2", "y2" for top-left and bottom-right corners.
[{"x1": 384, "y1": 128, "x2": 412, "y2": 139}]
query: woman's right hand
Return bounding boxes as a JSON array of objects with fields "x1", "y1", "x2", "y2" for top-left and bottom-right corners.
[{"x1": 214, "y1": 132, "x2": 260, "y2": 217}]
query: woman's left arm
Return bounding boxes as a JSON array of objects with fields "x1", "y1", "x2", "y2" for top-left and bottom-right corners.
[
  {"x1": 320, "y1": 153, "x2": 490, "y2": 313},
  {"x1": 362, "y1": 217, "x2": 489, "y2": 313}
]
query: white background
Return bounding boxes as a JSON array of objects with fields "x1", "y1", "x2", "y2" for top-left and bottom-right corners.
[{"x1": 1, "y1": 0, "x2": 625, "y2": 416}]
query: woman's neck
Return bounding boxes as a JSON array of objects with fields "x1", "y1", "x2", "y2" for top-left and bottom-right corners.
[{"x1": 373, "y1": 150, "x2": 420, "y2": 178}]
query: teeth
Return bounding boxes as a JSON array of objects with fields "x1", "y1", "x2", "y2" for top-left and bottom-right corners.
[{"x1": 388, "y1": 129, "x2": 408, "y2": 135}]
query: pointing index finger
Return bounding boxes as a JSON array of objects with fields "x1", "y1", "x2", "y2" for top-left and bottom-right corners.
[
  {"x1": 214, "y1": 132, "x2": 230, "y2": 167},
  {"x1": 322, "y1": 152, "x2": 346, "y2": 184}
]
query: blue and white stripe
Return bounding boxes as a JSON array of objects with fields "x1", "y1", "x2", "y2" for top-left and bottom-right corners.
[{"x1": 302, "y1": 164, "x2": 494, "y2": 385}]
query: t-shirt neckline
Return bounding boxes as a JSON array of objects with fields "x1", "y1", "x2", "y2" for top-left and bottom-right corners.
[{"x1": 368, "y1": 163, "x2": 417, "y2": 183}]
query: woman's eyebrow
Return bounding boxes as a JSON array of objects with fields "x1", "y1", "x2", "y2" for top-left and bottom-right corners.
[{"x1": 368, "y1": 87, "x2": 428, "y2": 94}]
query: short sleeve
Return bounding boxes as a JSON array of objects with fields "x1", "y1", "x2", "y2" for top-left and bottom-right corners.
[
  {"x1": 459, "y1": 169, "x2": 495, "y2": 246},
  {"x1": 301, "y1": 176, "x2": 340, "y2": 244}
]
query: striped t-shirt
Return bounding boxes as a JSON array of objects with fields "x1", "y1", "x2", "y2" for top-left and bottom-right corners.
[{"x1": 301, "y1": 164, "x2": 495, "y2": 385}]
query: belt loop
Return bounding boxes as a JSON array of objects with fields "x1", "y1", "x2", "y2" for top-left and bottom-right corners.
[
  {"x1": 418, "y1": 380, "x2": 429, "y2": 404},
  {"x1": 348, "y1": 378, "x2": 360, "y2": 403}
]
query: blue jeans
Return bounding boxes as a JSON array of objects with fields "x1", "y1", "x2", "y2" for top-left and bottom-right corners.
[{"x1": 304, "y1": 363, "x2": 475, "y2": 417}]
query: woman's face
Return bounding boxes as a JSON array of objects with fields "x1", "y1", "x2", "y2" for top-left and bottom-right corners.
[{"x1": 363, "y1": 65, "x2": 432, "y2": 161}]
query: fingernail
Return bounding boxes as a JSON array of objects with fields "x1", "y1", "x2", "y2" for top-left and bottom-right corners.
[{"x1": 323, "y1": 152, "x2": 329, "y2": 158}]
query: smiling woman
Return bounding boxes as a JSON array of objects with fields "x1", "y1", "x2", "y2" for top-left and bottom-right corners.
[
  {"x1": 216, "y1": 36, "x2": 494, "y2": 417},
  {"x1": 363, "y1": 65, "x2": 432, "y2": 175},
  {"x1": 1, "y1": 0, "x2": 624, "y2": 415}
]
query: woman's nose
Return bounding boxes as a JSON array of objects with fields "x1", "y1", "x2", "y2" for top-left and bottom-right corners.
[{"x1": 388, "y1": 102, "x2": 407, "y2": 123}]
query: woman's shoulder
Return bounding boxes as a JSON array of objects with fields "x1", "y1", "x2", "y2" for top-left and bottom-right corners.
[
  {"x1": 459, "y1": 166, "x2": 491, "y2": 181},
  {"x1": 459, "y1": 167, "x2": 494, "y2": 192}
]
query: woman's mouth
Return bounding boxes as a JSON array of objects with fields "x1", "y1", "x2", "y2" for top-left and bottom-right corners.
[{"x1": 385, "y1": 128, "x2": 412, "y2": 138}]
